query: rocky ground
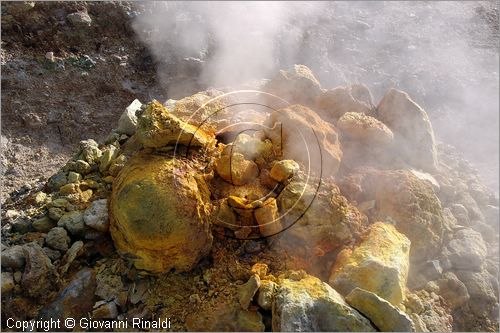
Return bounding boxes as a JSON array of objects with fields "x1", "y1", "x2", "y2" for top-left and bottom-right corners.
[
  {"x1": 1, "y1": 1, "x2": 499, "y2": 333},
  {"x1": 1, "y1": 1, "x2": 164, "y2": 200}
]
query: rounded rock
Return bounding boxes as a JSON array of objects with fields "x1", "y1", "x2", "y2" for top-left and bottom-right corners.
[
  {"x1": 45, "y1": 227, "x2": 71, "y2": 252},
  {"x1": 57, "y1": 211, "x2": 85, "y2": 236},
  {"x1": 83, "y1": 199, "x2": 109, "y2": 232},
  {"x1": 1, "y1": 245, "x2": 26, "y2": 269},
  {"x1": 270, "y1": 160, "x2": 299, "y2": 182},
  {"x1": 109, "y1": 152, "x2": 213, "y2": 273},
  {"x1": 337, "y1": 112, "x2": 394, "y2": 146},
  {"x1": 215, "y1": 153, "x2": 259, "y2": 186}
]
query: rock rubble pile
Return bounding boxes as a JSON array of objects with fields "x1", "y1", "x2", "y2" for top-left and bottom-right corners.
[{"x1": 1, "y1": 65, "x2": 498, "y2": 332}]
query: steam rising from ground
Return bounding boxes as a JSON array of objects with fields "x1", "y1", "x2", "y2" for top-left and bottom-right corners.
[{"x1": 133, "y1": 1, "x2": 499, "y2": 191}]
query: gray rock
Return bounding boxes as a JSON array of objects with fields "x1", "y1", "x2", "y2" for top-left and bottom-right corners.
[
  {"x1": 83, "y1": 199, "x2": 109, "y2": 232},
  {"x1": 48, "y1": 207, "x2": 65, "y2": 221},
  {"x1": 67, "y1": 11, "x2": 92, "y2": 27},
  {"x1": 48, "y1": 172, "x2": 67, "y2": 191},
  {"x1": 2, "y1": 272, "x2": 15, "y2": 293},
  {"x1": 1, "y1": 245, "x2": 26, "y2": 269},
  {"x1": 471, "y1": 221, "x2": 497, "y2": 243},
  {"x1": 11, "y1": 216, "x2": 31, "y2": 234},
  {"x1": 22, "y1": 242, "x2": 58, "y2": 299},
  {"x1": 468, "y1": 183, "x2": 490, "y2": 207},
  {"x1": 455, "y1": 269, "x2": 498, "y2": 317},
  {"x1": 59, "y1": 241, "x2": 84, "y2": 275},
  {"x1": 84, "y1": 229, "x2": 106, "y2": 240},
  {"x1": 375, "y1": 88, "x2": 437, "y2": 171},
  {"x1": 117, "y1": 99, "x2": 142, "y2": 135},
  {"x1": 104, "y1": 131, "x2": 121, "y2": 145},
  {"x1": 43, "y1": 247, "x2": 62, "y2": 261},
  {"x1": 32, "y1": 216, "x2": 56, "y2": 232},
  {"x1": 238, "y1": 274, "x2": 260, "y2": 309},
  {"x1": 450, "y1": 203, "x2": 470, "y2": 226},
  {"x1": 408, "y1": 260, "x2": 443, "y2": 290},
  {"x1": 272, "y1": 273, "x2": 375, "y2": 331},
  {"x1": 432, "y1": 272, "x2": 469, "y2": 310},
  {"x1": 455, "y1": 191, "x2": 485, "y2": 221},
  {"x1": 45, "y1": 227, "x2": 71, "y2": 252},
  {"x1": 443, "y1": 228, "x2": 487, "y2": 270},
  {"x1": 422, "y1": 260, "x2": 443, "y2": 281},
  {"x1": 346, "y1": 287, "x2": 415, "y2": 332},
  {"x1": 257, "y1": 280, "x2": 275, "y2": 311},
  {"x1": 39, "y1": 268, "x2": 96, "y2": 321},
  {"x1": 58, "y1": 211, "x2": 85, "y2": 236},
  {"x1": 455, "y1": 269, "x2": 497, "y2": 302}
]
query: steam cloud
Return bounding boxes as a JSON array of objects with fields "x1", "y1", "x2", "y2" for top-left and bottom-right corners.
[{"x1": 132, "y1": 1, "x2": 499, "y2": 191}]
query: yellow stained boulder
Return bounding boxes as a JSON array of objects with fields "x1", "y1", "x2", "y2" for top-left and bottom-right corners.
[
  {"x1": 109, "y1": 152, "x2": 213, "y2": 273},
  {"x1": 329, "y1": 222, "x2": 410, "y2": 306},
  {"x1": 136, "y1": 100, "x2": 215, "y2": 148},
  {"x1": 265, "y1": 105, "x2": 343, "y2": 178}
]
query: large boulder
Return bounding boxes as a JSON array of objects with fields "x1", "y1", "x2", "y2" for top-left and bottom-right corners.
[
  {"x1": 337, "y1": 112, "x2": 394, "y2": 147},
  {"x1": 315, "y1": 84, "x2": 373, "y2": 122},
  {"x1": 454, "y1": 268, "x2": 499, "y2": 316},
  {"x1": 277, "y1": 178, "x2": 368, "y2": 269},
  {"x1": 169, "y1": 90, "x2": 228, "y2": 130},
  {"x1": 375, "y1": 89, "x2": 438, "y2": 171},
  {"x1": 215, "y1": 153, "x2": 259, "y2": 186},
  {"x1": 264, "y1": 64, "x2": 323, "y2": 106},
  {"x1": 39, "y1": 268, "x2": 96, "y2": 322},
  {"x1": 117, "y1": 99, "x2": 142, "y2": 135},
  {"x1": 337, "y1": 112, "x2": 395, "y2": 169},
  {"x1": 441, "y1": 228, "x2": 487, "y2": 271},
  {"x1": 272, "y1": 272, "x2": 375, "y2": 331},
  {"x1": 346, "y1": 287, "x2": 415, "y2": 332},
  {"x1": 21, "y1": 242, "x2": 58, "y2": 299},
  {"x1": 136, "y1": 100, "x2": 215, "y2": 148},
  {"x1": 429, "y1": 272, "x2": 470, "y2": 310},
  {"x1": 265, "y1": 104, "x2": 342, "y2": 178},
  {"x1": 339, "y1": 168, "x2": 445, "y2": 263},
  {"x1": 109, "y1": 152, "x2": 213, "y2": 273},
  {"x1": 329, "y1": 222, "x2": 410, "y2": 306}
]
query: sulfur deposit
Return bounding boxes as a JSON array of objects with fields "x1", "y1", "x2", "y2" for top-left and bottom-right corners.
[
  {"x1": 1, "y1": 65, "x2": 499, "y2": 332},
  {"x1": 109, "y1": 152, "x2": 213, "y2": 273}
]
